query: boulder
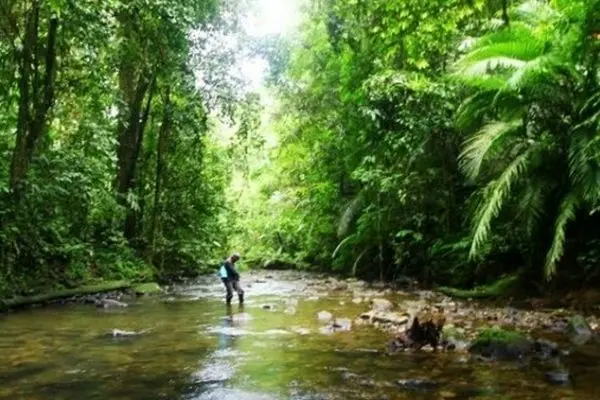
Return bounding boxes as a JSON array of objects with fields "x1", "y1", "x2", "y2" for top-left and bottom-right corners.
[
  {"x1": 370, "y1": 298, "x2": 393, "y2": 312},
  {"x1": 134, "y1": 282, "x2": 162, "y2": 296},
  {"x1": 468, "y1": 327, "x2": 533, "y2": 361},
  {"x1": 359, "y1": 310, "x2": 409, "y2": 327},
  {"x1": 317, "y1": 311, "x2": 333, "y2": 323},
  {"x1": 568, "y1": 315, "x2": 594, "y2": 345},
  {"x1": 333, "y1": 318, "x2": 352, "y2": 332}
]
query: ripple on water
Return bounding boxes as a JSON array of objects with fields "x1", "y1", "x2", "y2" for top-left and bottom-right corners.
[
  {"x1": 188, "y1": 388, "x2": 280, "y2": 400},
  {"x1": 191, "y1": 359, "x2": 235, "y2": 384}
]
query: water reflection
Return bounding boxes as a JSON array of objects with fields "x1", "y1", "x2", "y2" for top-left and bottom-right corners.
[
  {"x1": 218, "y1": 304, "x2": 243, "y2": 350},
  {"x1": 0, "y1": 272, "x2": 599, "y2": 400}
]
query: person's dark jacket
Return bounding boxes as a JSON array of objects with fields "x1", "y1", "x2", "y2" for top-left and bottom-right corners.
[{"x1": 223, "y1": 260, "x2": 239, "y2": 280}]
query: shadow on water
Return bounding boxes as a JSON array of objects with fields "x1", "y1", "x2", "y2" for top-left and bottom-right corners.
[{"x1": 0, "y1": 271, "x2": 599, "y2": 400}]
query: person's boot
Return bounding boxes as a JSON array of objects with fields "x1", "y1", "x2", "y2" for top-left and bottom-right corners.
[
  {"x1": 238, "y1": 292, "x2": 244, "y2": 305},
  {"x1": 226, "y1": 294, "x2": 232, "y2": 306}
]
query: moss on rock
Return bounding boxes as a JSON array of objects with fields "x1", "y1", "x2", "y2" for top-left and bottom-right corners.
[
  {"x1": 134, "y1": 282, "x2": 163, "y2": 295},
  {"x1": 438, "y1": 274, "x2": 519, "y2": 300},
  {"x1": 469, "y1": 327, "x2": 533, "y2": 361}
]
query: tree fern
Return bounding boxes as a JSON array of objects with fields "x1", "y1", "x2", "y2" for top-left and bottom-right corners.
[{"x1": 469, "y1": 145, "x2": 537, "y2": 259}]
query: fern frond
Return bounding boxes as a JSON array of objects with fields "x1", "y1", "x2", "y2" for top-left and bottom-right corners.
[
  {"x1": 459, "y1": 119, "x2": 523, "y2": 181},
  {"x1": 544, "y1": 193, "x2": 579, "y2": 279},
  {"x1": 469, "y1": 145, "x2": 536, "y2": 259}
]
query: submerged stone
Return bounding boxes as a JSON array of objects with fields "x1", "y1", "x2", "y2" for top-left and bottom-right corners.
[
  {"x1": 397, "y1": 378, "x2": 438, "y2": 391},
  {"x1": 568, "y1": 315, "x2": 593, "y2": 345},
  {"x1": 96, "y1": 298, "x2": 128, "y2": 309},
  {"x1": 544, "y1": 370, "x2": 571, "y2": 386}
]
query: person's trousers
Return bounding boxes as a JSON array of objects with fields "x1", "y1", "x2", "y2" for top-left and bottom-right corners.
[{"x1": 221, "y1": 278, "x2": 244, "y2": 304}]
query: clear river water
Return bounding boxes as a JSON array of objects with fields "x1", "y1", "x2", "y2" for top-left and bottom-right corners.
[{"x1": 1, "y1": 271, "x2": 598, "y2": 400}]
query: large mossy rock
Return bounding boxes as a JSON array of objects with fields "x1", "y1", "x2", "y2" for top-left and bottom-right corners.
[
  {"x1": 568, "y1": 315, "x2": 594, "y2": 345},
  {"x1": 134, "y1": 282, "x2": 163, "y2": 296},
  {"x1": 469, "y1": 327, "x2": 533, "y2": 361},
  {"x1": 439, "y1": 274, "x2": 519, "y2": 300}
]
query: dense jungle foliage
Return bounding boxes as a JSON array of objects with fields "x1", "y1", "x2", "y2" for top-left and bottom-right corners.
[
  {"x1": 230, "y1": 0, "x2": 600, "y2": 293},
  {"x1": 0, "y1": 0, "x2": 254, "y2": 296},
  {"x1": 1, "y1": 0, "x2": 600, "y2": 297}
]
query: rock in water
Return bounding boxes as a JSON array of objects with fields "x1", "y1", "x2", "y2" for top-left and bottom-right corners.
[
  {"x1": 134, "y1": 282, "x2": 162, "y2": 296},
  {"x1": 97, "y1": 299, "x2": 128, "y2": 309},
  {"x1": 397, "y1": 379, "x2": 438, "y2": 391},
  {"x1": 568, "y1": 315, "x2": 593, "y2": 345},
  {"x1": 468, "y1": 327, "x2": 533, "y2": 361},
  {"x1": 317, "y1": 311, "x2": 333, "y2": 322},
  {"x1": 371, "y1": 298, "x2": 393, "y2": 312},
  {"x1": 111, "y1": 329, "x2": 137, "y2": 337},
  {"x1": 333, "y1": 318, "x2": 352, "y2": 332},
  {"x1": 544, "y1": 370, "x2": 571, "y2": 386}
]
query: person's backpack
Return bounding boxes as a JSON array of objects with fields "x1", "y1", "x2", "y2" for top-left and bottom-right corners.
[{"x1": 218, "y1": 262, "x2": 228, "y2": 279}]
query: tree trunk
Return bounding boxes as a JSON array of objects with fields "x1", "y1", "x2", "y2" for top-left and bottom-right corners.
[
  {"x1": 501, "y1": 0, "x2": 510, "y2": 26},
  {"x1": 148, "y1": 87, "x2": 171, "y2": 264},
  {"x1": 10, "y1": 5, "x2": 58, "y2": 196},
  {"x1": 122, "y1": 75, "x2": 156, "y2": 242}
]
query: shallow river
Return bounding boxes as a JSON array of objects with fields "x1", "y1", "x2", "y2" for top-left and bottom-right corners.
[{"x1": 1, "y1": 271, "x2": 598, "y2": 399}]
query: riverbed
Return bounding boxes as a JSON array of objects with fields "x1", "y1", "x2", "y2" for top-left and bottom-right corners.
[{"x1": 1, "y1": 271, "x2": 599, "y2": 399}]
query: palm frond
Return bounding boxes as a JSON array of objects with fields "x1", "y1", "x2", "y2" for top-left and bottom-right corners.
[
  {"x1": 569, "y1": 127, "x2": 600, "y2": 203},
  {"x1": 456, "y1": 92, "x2": 496, "y2": 131},
  {"x1": 515, "y1": 180, "x2": 547, "y2": 238},
  {"x1": 514, "y1": 0, "x2": 559, "y2": 25},
  {"x1": 332, "y1": 234, "x2": 356, "y2": 259},
  {"x1": 544, "y1": 193, "x2": 579, "y2": 279},
  {"x1": 337, "y1": 190, "x2": 366, "y2": 238},
  {"x1": 469, "y1": 145, "x2": 536, "y2": 259},
  {"x1": 474, "y1": 22, "x2": 540, "y2": 48},
  {"x1": 459, "y1": 119, "x2": 523, "y2": 181},
  {"x1": 505, "y1": 54, "x2": 560, "y2": 90},
  {"x1": 580, "y1": 92, "x2": 600, "y2": 117}
]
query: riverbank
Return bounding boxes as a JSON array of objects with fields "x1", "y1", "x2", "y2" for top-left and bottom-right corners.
[{"x1": 0, "y1": 280, "x2": 163, "y2": 311}]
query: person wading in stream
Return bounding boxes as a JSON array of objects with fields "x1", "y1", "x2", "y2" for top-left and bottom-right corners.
[{"x1": 219, "y1": 253, "x2": 244, "y2": 305}]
